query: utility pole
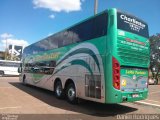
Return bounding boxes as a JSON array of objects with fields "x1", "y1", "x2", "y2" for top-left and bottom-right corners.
[
  {"x1": 5, "y1": 38, "x2": 7, "y2": 60},
  {"x1": 94, "y1": 0, "x2": 98, "y2": 15}
]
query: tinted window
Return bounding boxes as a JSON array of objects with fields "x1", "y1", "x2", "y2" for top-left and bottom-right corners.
[
  {"x1": 0, "y1": 61, "x2": 20, "y2": 67},
  {"x1": 62, "y1": 30, "x2": 73, "y2": 46},
  {"x1": 5, "y1": 62, "x2": 20, "y2": 67},
  {"x1": 0, "y1": 61, "x2": 4, "y2": 66},
  {"x1": 70, "y1": 27, "x2": 81, "y2": 43},
  {"x1": 24, "y1": 60, "x2": 56, "y2": 74},
  {"x1": 23, "y1": 12, "x2": 108, "y2": 56},
  {"x1": 48, "y1": 35, "x2": 58, "y2": 49},
  {"x1": 57, "y1": 32, "x2": 65, "y2": 47},
  {"x1": 117, "y1": 12, "x2": 149, "y2": 38},
  {"x1": 74, "y1": 19, "x2": 94, "y2": 42},
  {"x1": 93, "y1": 13, "x2": 108, "y2": 38},
  {"x1": 71, "y1": 12, "x2": 108, "y2": 42}
]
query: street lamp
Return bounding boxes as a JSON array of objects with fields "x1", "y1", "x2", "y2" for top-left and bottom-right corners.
[{"x1": 5, "y1": 38, "x2": 8, "y2": 60}]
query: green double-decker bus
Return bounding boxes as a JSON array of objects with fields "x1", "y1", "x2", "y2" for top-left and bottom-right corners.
[{"x1": 19, "y1": 8, "x2": 149, "y2": 104}]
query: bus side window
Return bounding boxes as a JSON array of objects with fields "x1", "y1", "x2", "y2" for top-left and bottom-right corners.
[
  {"x1": 48, "y1": 60, "x2": 56, "y2": 74},
  {"x1": 0, "y1": 61, "x2": 4, "y2": 66},
  {"x1": 63, "y1": 30, "x2": 73, "y2": 46},
  {"x1": 93, "y1": 12, "x2": 108, "y2": 38},
  {"x1": 31, "y1": 61, "x2": 56, "y2": 75}
]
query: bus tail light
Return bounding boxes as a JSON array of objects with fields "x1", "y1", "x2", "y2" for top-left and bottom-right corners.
[{"x1": 112, "y1": 57, "x2": 120, "y2": 90}]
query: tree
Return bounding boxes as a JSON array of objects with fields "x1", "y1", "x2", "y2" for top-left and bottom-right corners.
[{"x1": 149, "y1": 33, "x2": 160, "y2": 84}]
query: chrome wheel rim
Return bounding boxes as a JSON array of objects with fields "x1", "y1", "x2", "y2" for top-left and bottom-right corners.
[
  {"x1": 56, "y1": 85, "x2": 62, "y2": 96},
  {"x1": 68, "y1": 88, "x2": 75, "y2": 101}
]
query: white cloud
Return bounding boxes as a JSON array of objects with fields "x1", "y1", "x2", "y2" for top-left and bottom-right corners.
[
  {"x1": 33, "y1": 0, "x2": 82, "y2": 13},
  {"x1": 0, "y1": 33, "x2": 13, "y2": 39},
  {"x1": 49, "y1": 14, "x2": 55, "y2": 19},
  {"x1": 0, "y1": 33, "x2": 29, "y2": 51},
  {"x1": 1, "y1": 39, "x2": 29, "y2": 47}
]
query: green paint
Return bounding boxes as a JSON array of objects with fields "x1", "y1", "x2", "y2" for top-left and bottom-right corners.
[
  {"x1": 56, "y1": 48, "x2": 101, "y2": 72},
  {"x1": 105, "y1": 8, "x2": 149, "y2": 103},
  {"x1": 121, "y1": 69, "x2": 148, "y2": 79},
  {"x1": 32, "y1": 74, "x2": 44, "y2": 83},
  {"x1": 54, "y1": 59, "x2": 94, "y2": 77}
]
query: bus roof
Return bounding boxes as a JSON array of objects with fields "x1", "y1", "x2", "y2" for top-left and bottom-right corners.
[
  {"x1": 24, "y1": 9, "x2": 109, "y2": 50},
  {"x1": 24, "y1": 8, "x2": 148, "y2": 50}
]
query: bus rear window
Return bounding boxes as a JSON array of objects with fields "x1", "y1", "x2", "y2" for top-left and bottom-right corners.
[{"x1": 117, "y1": 11, "x2": 149, "y2": 38}]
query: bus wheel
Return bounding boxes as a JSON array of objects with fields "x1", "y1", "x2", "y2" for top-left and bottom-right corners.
[
  {"x1": 54, "y1": 81, "x2": 64, "y2": 99},
  {"x1": 66, "y1": 83, "x2": 77, "y2": 104},
  {"x1": 0, "y1": 71, "x2": 4, "y2": 77}
]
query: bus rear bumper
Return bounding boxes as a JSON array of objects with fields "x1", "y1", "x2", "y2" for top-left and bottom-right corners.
[
  {"x1": 105, "y1": 89, "x2": 148, "y2": 103},
  {"x1": 121, "y1": 90, "x2": 148, "y2": 102}
]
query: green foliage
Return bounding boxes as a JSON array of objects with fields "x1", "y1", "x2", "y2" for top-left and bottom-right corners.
[
  {"x1": 149, "y1": 33, "x2": 160, "y2": 82},
  {"x1": 150, "y1": 33, "x2": 160, "y2": 47}
]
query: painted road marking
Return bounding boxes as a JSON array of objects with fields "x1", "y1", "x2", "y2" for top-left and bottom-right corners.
[
  {"x1": 0, "y1": 106, "x2": 21, "y2": 110},
  {"x1": 135, "y1": 101, "x2": 160, "y2": 108},
  {"x1": 149, "y1": 91, "x2": 160, "y2": 94},
  {"x1": 0, "y1": 87, "x2": 13, "y2": 88},
  {"x1": 145, "y1": 99, "x2": 160, "y2": 103}
]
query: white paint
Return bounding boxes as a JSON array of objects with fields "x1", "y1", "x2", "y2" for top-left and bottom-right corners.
[
  {"x1": 149, "y1": 91, "x2": 160, "y2": 94},
  {"x1": 135, "y1": 101, "x2": 160, "y2": 108},
  {"x1": 0, "y1": 87, "x2": 13, "y2": 88},
  {"x1": 146, "y1": 99, "x2": 160, "y2": 103},
  {"x1": 0, "y1": 106, "x2": 21, "y2": 110}
]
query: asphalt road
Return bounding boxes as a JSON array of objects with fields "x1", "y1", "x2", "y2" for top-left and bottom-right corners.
[{"x1": 0, "y1": 77, "x2": 160, "y2": 120}]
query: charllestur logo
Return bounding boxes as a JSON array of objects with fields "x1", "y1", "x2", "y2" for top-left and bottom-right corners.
[{"x1": 120, "y1": 14, "x2": 146, "y2": 32}]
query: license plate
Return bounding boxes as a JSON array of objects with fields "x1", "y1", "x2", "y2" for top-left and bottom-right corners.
[{"x1": 132, "y1": 94, "x2": 139, "y2": 98}]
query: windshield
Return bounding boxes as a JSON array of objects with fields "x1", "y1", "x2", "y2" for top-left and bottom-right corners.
[{"x1": 117, "y1": 11, "x2": 149, "y2": 38}]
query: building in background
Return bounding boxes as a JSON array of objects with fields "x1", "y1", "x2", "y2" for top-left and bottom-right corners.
[
  {"x1": 7, "y1": 44, "x2": 24, "y2": 61},
  {"x1": 0, "y1": 51, "x2": 5, "y2": 60}
]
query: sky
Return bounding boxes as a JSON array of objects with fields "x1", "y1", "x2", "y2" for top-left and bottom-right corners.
[{"x1": 0, "y1": 0, "x2": 159, "y2": 51}]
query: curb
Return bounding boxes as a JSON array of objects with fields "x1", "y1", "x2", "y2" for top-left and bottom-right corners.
[{"x1": 134, "y1": 101, "x2": 160, "y2": 109}]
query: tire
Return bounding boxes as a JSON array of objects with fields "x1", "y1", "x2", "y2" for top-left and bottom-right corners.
[
  {"x1": 0, "y1": 71, "x2": 4, "y2": 77},
  {"x1": 66, "y1": 83, "x2": 77, "y2": 104},
  {"x1": 54, "y1": 81, "x2": 64, "y2": 99}
]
